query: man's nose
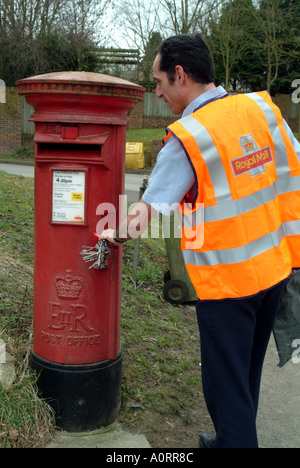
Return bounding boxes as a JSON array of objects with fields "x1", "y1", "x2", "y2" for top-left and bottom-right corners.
[{"x1": 155, "y1": 85, "x2": 163, "y2": 99}]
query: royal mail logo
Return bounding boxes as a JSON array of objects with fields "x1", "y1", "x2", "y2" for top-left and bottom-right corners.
[
  {"x1": 243, "y1": 138, "x2": 255, "y2": 153},
  {"x1": 231, "y1": 146, "x2": 273, "y2": 176}
]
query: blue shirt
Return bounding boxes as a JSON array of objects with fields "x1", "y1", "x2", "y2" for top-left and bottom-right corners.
[{"x1": 142, "y1": 86, "x2": 300, "y2": 215}]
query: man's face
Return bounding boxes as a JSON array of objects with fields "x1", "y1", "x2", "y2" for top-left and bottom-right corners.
[{"x1": 153, "y1": 54, "x2": 186, "y2": 115}]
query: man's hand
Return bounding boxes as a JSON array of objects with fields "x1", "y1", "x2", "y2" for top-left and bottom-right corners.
[
  {"x1": 97, "y1": 199, "x2": 156, "y2": 247},
  {"x1": 96, "y1": 229, "x2": 124, "y2": 247}
]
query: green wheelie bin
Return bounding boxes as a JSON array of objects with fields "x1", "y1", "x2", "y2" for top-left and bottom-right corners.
[{"x1": 162, "y1": 211, "x2": 198, "y2": 305}]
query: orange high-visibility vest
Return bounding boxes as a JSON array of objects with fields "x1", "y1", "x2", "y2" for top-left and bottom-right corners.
[{"x1": 165, "y1": 91, "x2": 300, "y2": 300}]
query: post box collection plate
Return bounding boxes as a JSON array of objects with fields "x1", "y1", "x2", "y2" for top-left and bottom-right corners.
[{"x1": 52, "y1": 170, "x2": 86, "y2": 224}]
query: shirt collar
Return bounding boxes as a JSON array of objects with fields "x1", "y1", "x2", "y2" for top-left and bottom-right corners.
[{"x1": 182, "y1": 86, "x2": 227, "y2": 117}]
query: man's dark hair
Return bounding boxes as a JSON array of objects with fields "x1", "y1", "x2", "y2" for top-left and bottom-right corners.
[{"x1": 156, "y1": 34, "x2": 215, "y2": 85}]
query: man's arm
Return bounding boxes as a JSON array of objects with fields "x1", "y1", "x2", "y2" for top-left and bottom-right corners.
[{"x1": 99, "y1": 199, "x2": 157, "y2": 246}]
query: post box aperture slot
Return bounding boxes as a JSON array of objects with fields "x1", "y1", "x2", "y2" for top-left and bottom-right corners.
[{"x1": 37, "y1": 143, "x2": 102, "y2": 164}]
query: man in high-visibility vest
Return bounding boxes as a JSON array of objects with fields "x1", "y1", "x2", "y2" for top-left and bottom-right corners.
[{"x1": 100, "y1": 34, "x2": 300, "y2": 448}]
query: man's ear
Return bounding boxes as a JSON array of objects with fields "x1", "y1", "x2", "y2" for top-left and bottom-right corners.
[{"x1": 174, "y1": 65, "x2": 187, "y2": 85}]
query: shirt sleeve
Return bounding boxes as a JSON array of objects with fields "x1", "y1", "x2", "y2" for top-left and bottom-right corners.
[{"x1": 142, "y1": 135, "x2": 195, "y2": 216}]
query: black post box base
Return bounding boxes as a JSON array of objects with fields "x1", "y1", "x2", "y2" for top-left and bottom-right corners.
[{"x1": 30, "y1": 351, "x2": 122, "y2": 432}]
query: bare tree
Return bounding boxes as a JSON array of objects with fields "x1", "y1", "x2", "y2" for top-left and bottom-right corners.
[
  {"x1": 0, "y1": 0, "x2": 65, "y2": 38},
  {"x1": 208, "y1": 0, "x2": 256, "y2": 91},
  {"x1": 110, "y1": 0, "x2": 162, "y2": 83},
  {"x1": 112, "y1": 0, "x2": 221, "y2": 49},
  {"x1": 0, "y1": 0, "x2": 111, "y2": 84},
  {"x1": 112, "y1": 0, "x2": 161, "y2": 50},
  {"x1": 158, "y1": 0, "x2": 222, "y2": 36},
  {"x1": 58, "y1": 0, "x2": 112, "y2": 40}
]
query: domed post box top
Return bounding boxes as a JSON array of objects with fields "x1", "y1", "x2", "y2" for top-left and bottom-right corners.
[
  {"x1": 17, "y1": 71, "x2": 145, "y2": 99},
  {"x1": 17, "y1": 71, "x2": 145, "y2": 125}
]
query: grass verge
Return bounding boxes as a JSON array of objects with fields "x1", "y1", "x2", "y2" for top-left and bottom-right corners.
[
  {"x1": 0, "y1": 375, "x2": 56, "y2": 448},
  {"x1": 0, "y1": 171, "x2": 56, "y2": 448},
  {"x1": 0, "y1": 170, "x2": 206, "y2": 448}
]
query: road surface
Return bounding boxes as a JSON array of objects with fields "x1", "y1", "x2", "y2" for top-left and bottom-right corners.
[{"x1": 0, "y1": 163, "x2": 149, "y2": 204}]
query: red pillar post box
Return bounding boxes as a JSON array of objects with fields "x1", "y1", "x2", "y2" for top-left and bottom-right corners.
[{"x1": 17, "y1": 72, "x2": 145, "y2": 431}]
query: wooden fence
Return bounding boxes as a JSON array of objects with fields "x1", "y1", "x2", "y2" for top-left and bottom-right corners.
[
  {"x1": 22, "y1": 98, "x2": 34, "y2": 135},
  {"x1": 21, "y1": 93, "x2": 299, "y2": 135},
  {"x1": 143, "y1": 92, "x2": 174, "y2": 118}
]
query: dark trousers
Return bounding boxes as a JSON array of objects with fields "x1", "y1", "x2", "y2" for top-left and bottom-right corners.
[{"x1": 196, "y1": 278, "x2": 288, "y2": 448}]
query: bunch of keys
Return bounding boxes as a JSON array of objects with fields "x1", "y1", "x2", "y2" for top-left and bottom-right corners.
[{"x1": 80, "y1": 238, "x2": 111, "y2": 270}]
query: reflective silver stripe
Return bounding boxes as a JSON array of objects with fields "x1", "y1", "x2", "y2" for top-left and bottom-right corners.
[
  {"x1": 182, "y1": 176, "x2": 300, "y2": 227},
  {"x1": 181, "y1": 185, "x2": 276, "y2": 226},
  {"x1": 181, "y1": 175, "x2": 300, "y2": 228},
  {"x1": 245, "y1": 93, "x2": 290, "y2": 179},
  {"x1": 183, "y1": 225, "x2": 286, "y2": 266},
  {"x1": 282, "y1": 220, "x2": 300, "y2": 237},
  {"x1": 178, "y1": 115, "x2": 232, "y2": 203},
  {"x1": 204, "y1": 185, "x2": 276, "y2": 222},
  {"x1": 275, "y1": 175, "x2": 300, "y2": 194}
]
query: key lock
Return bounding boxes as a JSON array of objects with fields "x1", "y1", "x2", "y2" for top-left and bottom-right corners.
[{"x1": 80, "y1": 238, "x2": 111, "y2": 270}]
